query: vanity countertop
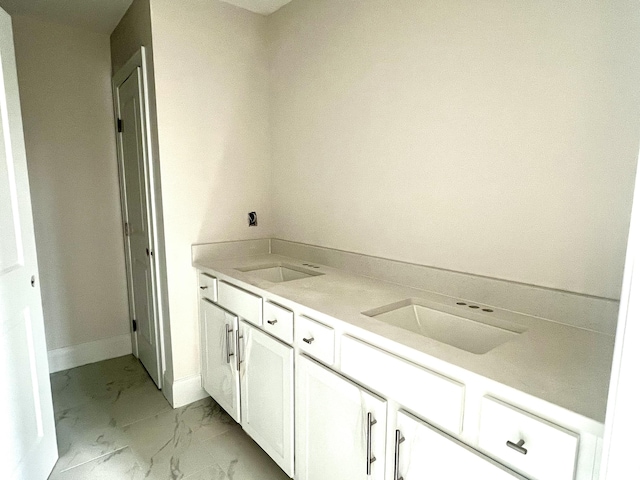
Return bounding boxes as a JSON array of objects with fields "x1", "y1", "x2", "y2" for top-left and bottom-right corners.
[{"x1": 193, "y1": 252, "x2": 615, "y2": 426}]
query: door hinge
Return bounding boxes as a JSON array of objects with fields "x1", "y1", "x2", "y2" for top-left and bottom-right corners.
[
  {"x1": 132, "y1": 319, "x2": 137, "y2": 332},
  {"x1": 124, "y1": 222, "x2": 130, "y2": 236},
  {"x1": 117, "y1": 118, "x2": 123, "y2": 132}
]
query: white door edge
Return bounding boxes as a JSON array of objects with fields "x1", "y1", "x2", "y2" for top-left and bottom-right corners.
[
  {"x1": 599, "y1": 141, "x2": 640, "y2": 478},
  {"x1": 112, "y1": 46, "x2": 165, "y2": 388}
]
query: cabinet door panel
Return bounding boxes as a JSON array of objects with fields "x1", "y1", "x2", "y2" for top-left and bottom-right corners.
[
  {"x1": 296, "y1": 355, "x2": 386, "y2": 480},
  {"x1": 395, "y1": 410, "x2": 525, "y2": 480},
  {"x1": 200, "y1": 299, "x2": 240, "y2": 422},
  {"x1": 240, "y1": 322, "x2": 294, "y2": 477}
]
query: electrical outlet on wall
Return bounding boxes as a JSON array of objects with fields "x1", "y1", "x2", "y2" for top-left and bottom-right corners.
[{"x1": 248, "y1": 212, "x2": 258, "y2": 226}]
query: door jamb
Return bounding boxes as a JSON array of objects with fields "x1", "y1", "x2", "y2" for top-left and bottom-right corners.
[{"x1": 112, "y1": 46, "x2": 165, "y2": 388}]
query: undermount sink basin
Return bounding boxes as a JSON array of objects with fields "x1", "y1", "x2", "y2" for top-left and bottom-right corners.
[
  {"x1": 363, "y1": 299, "x2": 526, "y2": 354},
  {"x1": 236, "y1": 263, "x2": 324, "y2": 283}
]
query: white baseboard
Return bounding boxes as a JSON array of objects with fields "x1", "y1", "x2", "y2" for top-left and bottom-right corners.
[
  {"x1": 48, "y1": 333, "x2": 133, "y2": 373},
  {"x1": 168, "y1": 373, "x2": 208, "y2": 408}
]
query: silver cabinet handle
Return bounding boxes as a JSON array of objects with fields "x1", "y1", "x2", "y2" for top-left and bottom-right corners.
[
  {"x1": 199, "y1": 286, "x2": 208, "y2": 290},
  {"x1": 225, "y1": 325, "x2": 234, "y2": 363},
  {"x1": 303, "y1": 337, "x2": 315, "y2": 344},
  {"x1": 506, "y1": 439, "x2": 528, "y2": 455},
  {"x1": 237, "y1": 333, "x2": 244, "y2": 371},
  {"x1": 394, "y1": 429, "x2": 405, "y2": 480},
  {"x1": 267, "y1": 319, "x2": 278, "y2": 325},
  {"x1": 366, "y1": 412, "x2": 377, "y2": 475}
]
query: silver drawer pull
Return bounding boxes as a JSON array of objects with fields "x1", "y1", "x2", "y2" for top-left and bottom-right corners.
[
  {"x1": 506, "y1": 439, "x2": 528, "y2": 455},
  {"x1": 199, "y1": 286, "x2": 208, "y2": 290},
  {"x1": 394, "y1": 429, "x2": 405, "y2": 480},
  {"x1": 303, "y1": 337, "x2": 315, "y2": 344},
  {"x1": 267, "y1": 319, "x2": 278, "y2": 325}
]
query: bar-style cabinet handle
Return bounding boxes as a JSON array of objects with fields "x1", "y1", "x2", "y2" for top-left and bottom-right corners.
[
  {"x1": 394, "y1": 429, "x2": 405, "y2": 480},
  {"x1": 506, "y1": 439, "x2": 528, "y2": 455},
  {"x1": 366, "y1": 412, "x2": 377, "y2": 475},
  {"x1": 225, "y1": 324, "x2": 234, "y2": 363},
  {"x1": 237, "y1": 333, "x2": 244, "y2": 371}
]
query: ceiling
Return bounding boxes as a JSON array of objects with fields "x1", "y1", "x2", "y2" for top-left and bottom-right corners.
[
  {"x1": 220, "y1": 0, "x2": 292, "y2": 15},
  {"x1": 0, "y1": 0, "x2": 134, "y2": 34},
  {"x1": 0, "y1": 0, "x2": 292, "y2": 34}
]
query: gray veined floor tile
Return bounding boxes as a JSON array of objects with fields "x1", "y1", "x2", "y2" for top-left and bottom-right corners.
[
  {"x1": 48, "y1": 356, "x2": 288, "y2": 480},
  {"x1": 108, "y1": 380, "x2": 172, "y2": 427},
  {"x1": 184, "y1": 464, "x2": 227, "y2": 480},
  {"x1": 50, "y1": 355, "x2": 153, "y2": 412},
  {"x1": 48, "y1": 447, "x2": 148, "y2": 480},
  {"x1": 123, "y1": 397, "x2": 235, "y2": 479},
  {"x1": 51, "y1": 374, "x2": 171, "y2": 474},
  {"x1": 52, "y1": 398, "x2": 130, "y2": 474},
  {"x1": 201, "y1": 426, "x2": 289, "y2": 480}
]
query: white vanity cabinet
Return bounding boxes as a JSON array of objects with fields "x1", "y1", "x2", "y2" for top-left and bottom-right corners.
[
  {"x1": 394, "y1": 410, "x2": 524, "y2": 480},
  {"x1": 240, "y1": 321, "x2": 294, "y2": 477},
  {"x1": 199, "y1": 298, "x2": 240, "y2": 422},
  {"x1": 296, "y1": 354, "x2": 387, "y2": 480},
  {"x1": 196, "y1": 265, "x2": 601, "y2": 480},
  {"x1": 199, "y1": 275, "x2": 295, "y2": 477}
]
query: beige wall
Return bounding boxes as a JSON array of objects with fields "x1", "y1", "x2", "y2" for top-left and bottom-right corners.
[
  {"x1": 150, "y1": 0, "x2": 272, "y2": 380},
  {"x1": 268, "y1": 0, "x2": 640, "y2": 300},
  {"x1": 13, "y1": 15, "x2": 129, "y2": 350}
]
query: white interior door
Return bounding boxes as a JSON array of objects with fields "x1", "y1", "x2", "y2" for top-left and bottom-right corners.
[
  {"x1": 395, "y1": 410, "x2": 524, "y2": 480},
  {"x1": 296, "y1": 355, "x2": 387, "y2": 480},
  {"x1": 0, "y1": 7, "x2": 58, "y2": 479},
  {"x1": 115, "y1": 67, "x2": 160, "y2": 387},
  {"x1": 201, "y1": 299, "x2": 241, "y2": 422},
  {"x1": 240, "y1": 321, "x2": 294, "y2": 477}
]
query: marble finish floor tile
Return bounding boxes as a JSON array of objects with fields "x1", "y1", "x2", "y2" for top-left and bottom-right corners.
[
  {"x1": 201, "y1": 426, "x2": 289, "y2": 480},
  {"x1": 123, "y1": 398, "x2": 236, "y2": 479},
  {"x1": 48, "y1": 355, "x2": 288, "y2": 480},
  {"x1": 50, "y1": 355, "x2": 152, "y2": 412},
  {"x1": 48, "y1": 447, "x2": 148, "y2": 480}
]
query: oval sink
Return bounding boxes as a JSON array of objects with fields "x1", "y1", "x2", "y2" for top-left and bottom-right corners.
[{"x1": 363, "y1": 299, "x2": 526, "y2": 354}]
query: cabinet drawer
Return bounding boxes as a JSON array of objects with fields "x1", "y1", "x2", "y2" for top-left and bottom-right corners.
[
  {"x1": 217, "y1": 281, "x2": 262, "y2": 326},
  {"x1": 263, "y1": 301, "x2": 294, "y2": 344},
  {"x1": 198, "y1": 273, "x2": 217, "y2": 302},
  {"x1": 478, "y1": 396, "x2": 579, "y2": 480},
  {"x1": 341, "y1": 335, "x2": 465, "y2": 435},
  {"x1": 295, "y1": 315, "x2": 335, "y2": 365}
]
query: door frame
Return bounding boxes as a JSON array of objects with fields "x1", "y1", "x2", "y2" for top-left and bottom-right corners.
[{"x1": 112, "y1": 47, "x2": 165, "y2": 387}]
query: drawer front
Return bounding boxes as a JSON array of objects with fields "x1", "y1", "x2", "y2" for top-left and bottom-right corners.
[
  {"x1": 217, "y1": 281, "x2": 263, "y2": 326},
  {"x1": 198, "y1": 273, "x2": 217, "y2": 302},
  {"x1": 478, "y1": 396, "x2": 579, "y2": 480},
  {"x1": 295, "y1": 315, "x2": 335, "y2": 365},
  {"x1": 263, "y1": 301, "x2": 294, "y2": 344},
  {"x1": 341, "y1": 335, "x2": 465, "y2": 435}
]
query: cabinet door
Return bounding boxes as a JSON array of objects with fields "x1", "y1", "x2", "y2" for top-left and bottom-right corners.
[
  {"x1": 296, "y1": 355, "x2": 386, "y2": 480},
  {"x1": 200, "y1": 299, "x2": 240, "y2": 422},
  {"x1": 240, "y1": 322, "x2": 294, "y2": 477},
  {"x1": 394, "y1": 410, "x2": 524, "y2": 480}
]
